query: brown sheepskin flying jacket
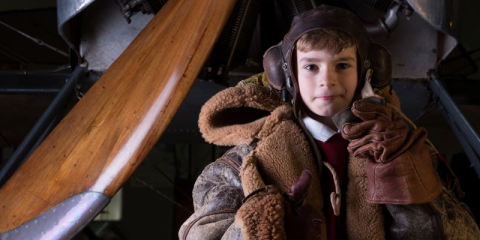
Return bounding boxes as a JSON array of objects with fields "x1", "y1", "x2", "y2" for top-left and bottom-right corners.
[{"x1": 179, "y1": 81, "x2": 480, "y2": 240}]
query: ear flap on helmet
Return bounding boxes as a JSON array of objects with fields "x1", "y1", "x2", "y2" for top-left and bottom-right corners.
[
  {"x1": 369, "y1": 43, "x2": 392, "y2": 89},
  {"x1": 263, "y1": 43, "x2": 287, "y2": 90}
]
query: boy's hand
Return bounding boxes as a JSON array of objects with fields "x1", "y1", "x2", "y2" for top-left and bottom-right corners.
[
  {"x1": 284, "y1": 170, "x2": 322, "y2": 240},
  {"x1": 340, "y1": 96, "x2": 409, "y2": 163}
]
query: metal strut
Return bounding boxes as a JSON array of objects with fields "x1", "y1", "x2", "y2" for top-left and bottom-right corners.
[
  {"x1": 429, "y1": 77, "x2": 480, "y2": 177},
  {"x1": 0, "y1": 65, "x2": 86, "y2": 187}
]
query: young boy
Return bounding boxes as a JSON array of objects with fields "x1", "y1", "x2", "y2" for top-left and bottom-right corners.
[{"x1": 179, "y1": 5, "x2": 479, "y2": 240}]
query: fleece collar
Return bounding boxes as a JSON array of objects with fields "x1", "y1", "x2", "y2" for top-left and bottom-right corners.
[{"x1": 302, "y1": 116, "x2": 337, "y2": 142}]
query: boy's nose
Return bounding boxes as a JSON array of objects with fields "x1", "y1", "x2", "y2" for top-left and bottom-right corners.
[{"x1": 318, "y1": 68, "x2": 337, "y2": 87}]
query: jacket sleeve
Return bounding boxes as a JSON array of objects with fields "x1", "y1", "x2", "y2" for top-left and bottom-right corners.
[
  {"x1": 384, "y1": 152, "x2": 480, "y2": 240},
  {"x1": 178, "y1": 155, "x2": 245, "y2": 240}
]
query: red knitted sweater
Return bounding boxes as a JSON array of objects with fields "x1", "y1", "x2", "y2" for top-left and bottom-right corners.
[{"x1": 317, "y1": 133, "x2": 349, "y2": 240}]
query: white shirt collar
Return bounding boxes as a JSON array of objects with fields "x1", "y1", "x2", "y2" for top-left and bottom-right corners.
[{"x1": 302, "y1": 115, "x2": 337, "y2": 142}]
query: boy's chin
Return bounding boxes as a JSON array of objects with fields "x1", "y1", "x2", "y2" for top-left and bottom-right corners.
[{"x1": 305, "y1": 108, "x2": 340, "y2": 119}]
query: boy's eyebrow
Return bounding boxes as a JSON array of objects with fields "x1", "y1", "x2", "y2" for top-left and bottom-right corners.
[
  {"x1": 298, "y1": 57, "x2": 320, "y2": 62},
  {"x1": 298, "y1": 56, "x2": 356, "y2": 62},
  {"x1": 336, "y1": 57, "x2": 356, "y2": 62}
]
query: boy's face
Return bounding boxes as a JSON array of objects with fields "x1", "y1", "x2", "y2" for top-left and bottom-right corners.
[{"x1": 296, "y1": 46, "x2": 358, "y2": 119}]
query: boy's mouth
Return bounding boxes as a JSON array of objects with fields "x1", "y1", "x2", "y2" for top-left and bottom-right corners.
[{"x1": 316, "y1": 95, "x2": 338, "y2": 101}]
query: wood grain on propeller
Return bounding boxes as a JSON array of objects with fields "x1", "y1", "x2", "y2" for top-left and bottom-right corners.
[{"x1": 0, "y1": 0, "x2": 237, "y2": 232}]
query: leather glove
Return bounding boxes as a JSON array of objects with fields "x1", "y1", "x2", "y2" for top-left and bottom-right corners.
[
  {"x1": 341, "y1": 96, "x2": 409, "y2": 163},
  {"x1": 284, "y1": 170, "x2": 322, "y2": 240},
  {"x1": 340, "y1": 96, "x2": 442, "y2": 204}
]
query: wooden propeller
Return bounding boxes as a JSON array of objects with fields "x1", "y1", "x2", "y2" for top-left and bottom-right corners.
[{"x1": 0, "y1": 0, "x2": 237, "y2": 237}]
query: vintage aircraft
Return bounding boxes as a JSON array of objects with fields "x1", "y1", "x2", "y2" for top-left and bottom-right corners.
[{"x1": 0, "y1": 0, "x2": 479, "y2": 239}]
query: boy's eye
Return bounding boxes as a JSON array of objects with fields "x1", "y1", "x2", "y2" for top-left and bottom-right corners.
[
  {"x1": 304, "y1": 64, "x2": 318, "y2": 71},
  {"x1": 337, "y1": 63, "x2": 350, "y2": 70}
]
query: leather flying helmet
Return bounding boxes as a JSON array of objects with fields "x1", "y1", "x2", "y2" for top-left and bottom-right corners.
[{"x1": 263, "y1": 5, "x2": 392, "y2": 114}]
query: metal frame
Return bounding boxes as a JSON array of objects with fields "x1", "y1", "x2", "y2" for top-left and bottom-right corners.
[
  {"x1": 429, "y1": 77, "x2": 480, "y2": 177},
  {"x1": 0, "y1": 65, "x2": 86, "y2": 186}
]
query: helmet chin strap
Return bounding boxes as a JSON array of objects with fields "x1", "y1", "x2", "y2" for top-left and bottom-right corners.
[{"x1": 281, "y1": 42, "x2": 292, "y2": 103}]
